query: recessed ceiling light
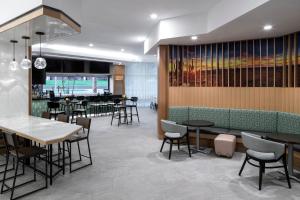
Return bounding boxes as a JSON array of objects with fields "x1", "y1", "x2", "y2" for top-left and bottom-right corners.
[
  {"x1": 263, "y1": 24, "x2": 273, "y2": 31},
  {"x1": 137, "y1": 36, "x2": 146, "y2": 42},
  {"x1": 121, "y1": 48, "x2": 125, "y2": 52},
  {"x1": 89, "y1": 43, "x2": 94, "y2": 47},
  {"x1": 150, "y1": 13, "x2": 158, "y2": 20},
  {"x1": 191, "y1": 36, "x2": 198, "y2": 40}
]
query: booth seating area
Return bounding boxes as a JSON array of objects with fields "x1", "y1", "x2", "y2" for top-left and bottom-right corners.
[{"x1": 168, "y1": 107, "x2": 300, "y2": 138}]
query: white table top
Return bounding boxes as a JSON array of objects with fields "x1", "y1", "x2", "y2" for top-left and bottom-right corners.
[{"x1": 0, "y1": 115, "x2": 82, "y2": 145}]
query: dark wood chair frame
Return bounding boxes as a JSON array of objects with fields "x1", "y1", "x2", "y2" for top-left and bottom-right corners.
[
  {"x1": 160, "y1": 128, "x2": 192, "y2": 160},
  {"x1": 64, "y1": 117, "x2": 92, "y2": 173},
  {"x1": 239, "y1": 149, "x2": 291, "y2": 190},
  {"x1": 0, "y1": 131, "x2": 48, "y2": 200}
]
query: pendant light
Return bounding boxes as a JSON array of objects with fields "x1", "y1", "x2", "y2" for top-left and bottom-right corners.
[
  {"x1": 20, "y1": 36, "x2": 32, "y2": 69},
  {"x1": 9, "y1": 40, "x2": 18, "y2": 71},
  {"x1": 34, "y1": 32, "x2": 47, "y2": 69}
]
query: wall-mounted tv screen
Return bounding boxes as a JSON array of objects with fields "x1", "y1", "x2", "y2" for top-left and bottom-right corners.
[{"x1": 90, "y1": 61, "x2": 110, "y2": 74}]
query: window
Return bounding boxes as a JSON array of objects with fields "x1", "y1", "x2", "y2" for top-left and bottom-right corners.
[{"x1": 43, "y1": 74, "x2": 109, "y2": 95}]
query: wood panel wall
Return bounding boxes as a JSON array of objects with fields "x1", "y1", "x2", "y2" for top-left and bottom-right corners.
[
  {"x1": 157, "y1": 46, "x2": 169, "y2": 139},
  {"x1": 169, "y1": 87, "x2": 300, "y2": 114}
]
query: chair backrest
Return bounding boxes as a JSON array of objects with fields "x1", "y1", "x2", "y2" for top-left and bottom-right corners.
[
  {"x1": 1, "y1": 130, "x2": 21, "y2": 156},
  {"x1": 47, "y1": 101, "x2": 60, "y2": 110},
  {"x1": 81, "y1": 100, "x2": 88, "y2": 107},
  {"x1": 57, "y1": 114, "x2": 69, "y2": 123},
  {"x1": 161, "y1": 119, "x2": 187, "y2": 137},
  {"x1": 241, "y1": 132, "x2": 285, "y2": 160},
  {"x1": 41, "y1": 112, "x2": 51, "y2": 119},
  {"x1": 77, "y1": 96, "x2": 85, "y2": 101},
  {"x1": 76, "y1": 117, "x2": 91, "y2": 136}
]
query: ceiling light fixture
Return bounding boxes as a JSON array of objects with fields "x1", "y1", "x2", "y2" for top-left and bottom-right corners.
[
  {"x1": 34, "y1": 32, "x2": 47, "y2": 69},
  {"x1": 89, "y1": 43, "x2": 94, "y2": 47},
  {"x1": 150, "y1": 13, "x2": 158, "y2": 20},
  {"x1": 263, "y1": 24, "x2": 273, "y2": 31},
  {"x1": 137, "y1": 36, "x2": 146, "y2": 42},
  {"x1": 121, "y1": 48, "x2": 125, "y2": 52},
  {"x1": 191, "y1": 36, "x2": 198, "y2": 40},
  {"x1": 20, "y1": 36, "x2": 32, "y2": 69},
  {"x1": 9, "y1": 40, "x2": 18, "y2": 71}
]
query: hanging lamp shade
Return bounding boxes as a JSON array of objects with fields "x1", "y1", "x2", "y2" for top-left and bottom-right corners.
[
  {"x1": 34, "y1": 32, "x2": 47, "y2": 69},
  {"x1": 20, "y1": 36, "x2": 32, "y2": 69}
]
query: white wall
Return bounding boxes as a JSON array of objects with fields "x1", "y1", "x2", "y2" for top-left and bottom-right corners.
[{"x1": 0, "y1": 41, "x2": 29, "y2": 117}]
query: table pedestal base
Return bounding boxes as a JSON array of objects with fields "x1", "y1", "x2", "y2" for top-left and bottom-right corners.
[{"x1": 190, "y1": 146, "x2": 212, "y2": 154}]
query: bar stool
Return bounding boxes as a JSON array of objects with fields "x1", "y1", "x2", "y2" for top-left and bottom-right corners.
[
  {"x1": 71, "y1": 100, "x2": 88, "y2": 123},
  {"x1": 111, "y1": 99, "x2": 128, "y2": 126},
  {"x1": 0, "y1": 130, "x2": 48, "y2": 200},
  {"x1": 47, "y1": 101, "x2": 65, "y2": 120},
  {"x1": 126, "y1": 97, "x2": 140, "y2": 124}
]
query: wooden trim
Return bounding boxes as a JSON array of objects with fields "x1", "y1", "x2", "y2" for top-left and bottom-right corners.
[
  {"x1": 157, "y1": 45, "x2": 169, "y2": 139},
  {"x1": 295, "y1": 33, "x2": 298, "y2": 87},
  {"x1": 28, "y1": 46, "x2": 32, "y2": 115},
  {"x1": 0, "y1": 5, "x2": 81, "y2": 33}
]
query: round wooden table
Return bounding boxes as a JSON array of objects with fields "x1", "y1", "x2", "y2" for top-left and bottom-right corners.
[{"x1": 182, "y1": 120, "x2": 214, "y2": 154}]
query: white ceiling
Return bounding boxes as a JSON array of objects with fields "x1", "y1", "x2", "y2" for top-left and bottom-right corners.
[
  {"x1": 26, "y1": 0, "x2": 300, "y2": 62},
  {"x1": 41, "y1": 0, "x2": 221, "y2": 61}
]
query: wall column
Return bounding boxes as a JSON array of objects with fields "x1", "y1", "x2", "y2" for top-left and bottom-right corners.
[{"x1": 157, "y1": 45, "x2": 169, "y2": 139}]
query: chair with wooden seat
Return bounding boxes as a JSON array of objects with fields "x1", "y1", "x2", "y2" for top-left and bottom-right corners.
[
  {"x1": 111, "y1": 98, "x2": 128, "y2": 126},
  {"x1": 160, "y1": 120, "x2": 191, "y2": 160},
  {"x1": 47, "y1": 101, "x2": 65, "y2": 120},
  {"x1": 64, "y1": 117, "x2": 92, "y2": 173},
  {"x1": 239, "y1": 132, "x2": 291, "y2": 190},
  {"x1": 41, "y1": 112, "x2": 51, "y2": 119},
  {"x1": 0, "y1": 130, "x2": 48, "y2": 200}
]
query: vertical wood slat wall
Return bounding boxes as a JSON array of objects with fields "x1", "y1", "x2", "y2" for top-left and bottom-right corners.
[{"x1": 169, "y1": 32, "x2": 300, "y2": 88}]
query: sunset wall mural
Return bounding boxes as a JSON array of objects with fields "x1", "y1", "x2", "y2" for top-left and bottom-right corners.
[{"x1": 168, "y1": 32, "x2": 300, "y2": 87}]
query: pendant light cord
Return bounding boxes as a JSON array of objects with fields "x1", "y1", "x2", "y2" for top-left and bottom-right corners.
[
  {"x1": 13, "y1": 42, "x2": 15, "y2": 61},
  {"x1": 39, "y1": 35, "x2": 42, "y2": 57},
  {"x1": 25, "y1": 39, "x2": 27, "y2": 59}
]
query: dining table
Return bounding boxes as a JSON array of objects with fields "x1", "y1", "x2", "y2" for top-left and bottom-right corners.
[
  {"x1": 182, "y1": 120, "x2": 214, "y2": 154},
  {"x1": 0, "y1": 115, "x2": 82, "y2": 185},
  {"x1": 264, "y1": 132, "x2": 300, "y2": 182}
]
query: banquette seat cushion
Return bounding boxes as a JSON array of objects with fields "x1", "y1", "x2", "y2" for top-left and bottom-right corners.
[
  {"x1": 189, "y1": 107, "x2": 230, "y2": 128},
  {"x1": 229, "y1": 109, "x2": 277, "y2": 133},
  {"x1": 167, "y1": 107, "x2": 293, "y2": 137},
  {"x1": 277, "y1": 112, "x2": 300, "y2": 135}
]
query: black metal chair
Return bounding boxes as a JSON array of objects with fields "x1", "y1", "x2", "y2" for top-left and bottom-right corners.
[
  {"x1": 0, "y1": 130, "x2": 48, "y2": 200},
  {"x1": 64, "y1": 117, "x2": 92, "y2": 173},
  {"x1": 111, "y1": 98, "x2": 128, "y2": 126},
  {"x1": 160, "y1": 120, "x2": 191, "y2": 160},
  {"x1": 239, "y1": 132, "x2": 291, "y2": 190},
  {"x1": 126, "y1": 97, "x2": 140, "y2": 124},
  {"x1": 47, "y1": 101, "x2": 65, "y2": 120},
  {"x1": 71, "y1": 100, "x2": 88, "y2": 123}
]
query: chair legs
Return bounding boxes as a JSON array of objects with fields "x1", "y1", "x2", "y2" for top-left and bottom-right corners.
[
  {"x1": 160, "y1": 136, "x2": 191, "y2": 159},
  {"x1": 239, "y1": 154, "x2": 292, "y2": 190},
  {"x1": 160, "y1": 138, "x2": 166, "y2": 152},
  {"x1": 67, "y1": 139, "x2": 93, "y2": 173},
  {"x1": 169, "y1": 140, "x2": 173, "y2": 160},
  {"x1": 239, "y1": 156, "x2": 247, "y2": 176},
  {"x1": 283, "y1": 156, "x2": 291, "y2": 189}
]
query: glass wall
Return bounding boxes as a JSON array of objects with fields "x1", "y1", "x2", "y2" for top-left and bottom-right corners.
[
  {"x1": 125, "y1": 62, "x2": 157, "y2": 107},
  {"x1": 43, "y1": 73, "x2": 109, "y2": 95}
]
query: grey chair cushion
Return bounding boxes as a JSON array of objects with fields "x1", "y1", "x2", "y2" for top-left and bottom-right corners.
[
  {"x1": 247, "y1": 149, "x2": 275, "y2": 160},
  {"x1": 165, "y1": 132, "x2": 182, "y2": 139},
  {"x1": 200, "y1": 127, "x2": 229, "y2": 135}
]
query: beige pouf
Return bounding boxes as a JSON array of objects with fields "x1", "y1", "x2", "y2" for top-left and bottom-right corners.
[{"x1": 214, "y1": 134, "x2": 236, "y2": 158}]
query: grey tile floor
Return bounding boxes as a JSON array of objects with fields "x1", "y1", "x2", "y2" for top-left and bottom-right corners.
[{"x1": 1, "y1": 108, "x2": 300, "y2": 200}]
